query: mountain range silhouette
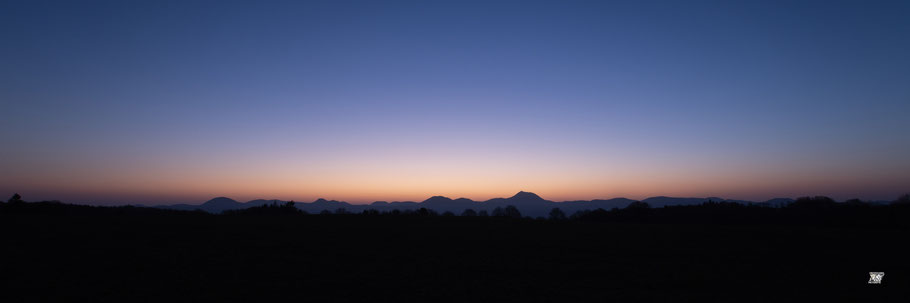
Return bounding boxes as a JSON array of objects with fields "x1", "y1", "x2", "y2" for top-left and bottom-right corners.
[{"x1": 156, "y1": 191, "x2": 799, "y2": 217}]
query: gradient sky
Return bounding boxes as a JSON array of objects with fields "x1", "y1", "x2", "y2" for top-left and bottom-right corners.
[{"x1": 2, "y1": 0, "x2": 909, "y2": 205}]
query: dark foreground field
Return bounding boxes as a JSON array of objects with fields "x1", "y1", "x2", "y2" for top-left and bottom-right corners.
[{"x1": 2, "y1": 206, "x2": 908, "y2": 302}]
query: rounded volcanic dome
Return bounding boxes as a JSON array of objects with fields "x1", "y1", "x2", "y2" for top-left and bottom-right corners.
[
  {"x1": 204, "y1": 197, "x2": 238, "y2": 205},
  {"x1": 510, "y1": 191, "x2": 543, "y2": 200},
  {"x1": 422, "y1": 196, "x2": 453, "y2": 203}
]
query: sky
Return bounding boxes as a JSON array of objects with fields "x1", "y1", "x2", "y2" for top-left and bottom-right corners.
[{"x1": 1, "y1": 0, "x2": 909, "y2": 205}]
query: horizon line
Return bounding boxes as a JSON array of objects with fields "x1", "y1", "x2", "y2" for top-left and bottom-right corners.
[{"x1": 8, "y1": 190, "x2": 908, "y2": 207}]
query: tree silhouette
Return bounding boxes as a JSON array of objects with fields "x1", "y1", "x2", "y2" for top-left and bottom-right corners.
[
  {"x1": 477, "y1": 210, "x2": 489, "y2": 217},
  {"x1": 893, "y1": 194, "x2": 910, "y2": 205},
  {"x1": 548, "y1": 208, "x2": 567, "y2": 220},
  {"x1": 503, "y1": 205, "x2": 521, "y2": 218},
  {"x1": 569, "y1": 209, "x2": 590, "y2": 220},
  {"x1": 222, "y1": 200, "x2": 302, "y2": 215},
  {"x1": 417, "y1": 208, "x2": 438, "y2": 216},
  {"x1": 8, "y1": 193, "x2": 22, "y2": 203},
  {"x1": 625, "y1": 201, "x2": 651, "y2": 209},
  {"x1": 844, "y1": 198, "x2": 865, "y2": 206},
  {"x1": 461, "y1": 209, "x2": 477, "y2": 216},
  {"x1": 790, "y1": 196, "x2": 836, "y2": 210}
]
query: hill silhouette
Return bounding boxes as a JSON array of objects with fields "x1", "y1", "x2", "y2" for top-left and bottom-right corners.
[
  {"x1": 156, "y1": 191, "x2": 796, "y2": 217},
  {"x1": 200, "y1": 197, "x2": 243, "y2": 212}
]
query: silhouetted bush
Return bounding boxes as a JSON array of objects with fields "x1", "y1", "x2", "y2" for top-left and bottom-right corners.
[
  {"x1": 844, "y1": 199, "x2": 867, "y2": 207},
  {"x1": 497, "y1": 205, "x2": 521, "y2": 218},
  {"x1": 223, "y1": 201, "x2": 303, "y2": 215},
  {"x1": 790, "y1": 196, "x2": 836, "y2": 209},
  {"x1": 625, "y1": 201, "x2": 650, "y2": 209},
  {"x1": 571, "y1": 208, "x2": 610, "y2": 221},
  {"x1": 569, "y1": 210, "x2": 588, "y2": 220},
  {"x1": 548, "y1": 208, "x2": 566, "y2": 220},
  {"x1": 893, "y1": 194, "x2": 910, "y2": 205},
  {"x1": 508, "y1": 205, "x2": 522, "y2": 218},
  {"x1": 417, "y1": 208, "x2": 438, "y2": 216}
]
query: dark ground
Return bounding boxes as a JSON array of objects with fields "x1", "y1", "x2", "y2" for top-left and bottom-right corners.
[{"x1": 2, "y1": 207, "x2": 908, "y2": 302}]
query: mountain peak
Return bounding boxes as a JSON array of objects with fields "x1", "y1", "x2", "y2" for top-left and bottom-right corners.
[
  {"x1": 422, "y1": 196, "x2": 453, "y2": 203},
  {"x1": 508, "y1": 191, "x2": 544, "y2": 201},
  {"x1": 203, "y1": 197, "x2": 238, "y2": 205}
]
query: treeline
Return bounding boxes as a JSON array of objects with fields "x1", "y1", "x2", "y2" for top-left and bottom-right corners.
[
  {"x1": 221, "y1": 201, "x2": 527, "y2": 218},
  {"x1": 4, "y1": 193, "x2": 910, "y2": 228},
  {"x1": 569, "y1": 196, "x2": 910, "y2": 228},
  {"x1": 0, "y1": 193, "x2": 208, "y2": 216}
]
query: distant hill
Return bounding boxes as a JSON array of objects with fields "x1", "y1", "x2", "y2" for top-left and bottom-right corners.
[
  {"x1": 155, "y1": 197, "x2": 242, "y2": 213},
  {"x1": 641, "y1": 196, "x2": 711, "y2": 208},
  {"x1": 201, "y1": 197, "x2": 244, "y2": 212},
  {"x1": 557, "y1": 198, "x2": 638, "y2": 215},
  {"x1": 297, "y1": 198, "x2": 353, "y2": 213},
  {"x1": 764, "y1": 198, "x2": 795, "y2": 208},
  {"x1": 419, "y1": 196, "x2": 479, "y2": 213},
  {"x1": 156, "y1": 192, "x2": 799, "y2": 217}
]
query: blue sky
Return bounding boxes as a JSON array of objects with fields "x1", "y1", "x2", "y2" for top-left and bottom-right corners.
[{"x1": 1, "y1": 0, "x2": 909, "y2": 204}]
